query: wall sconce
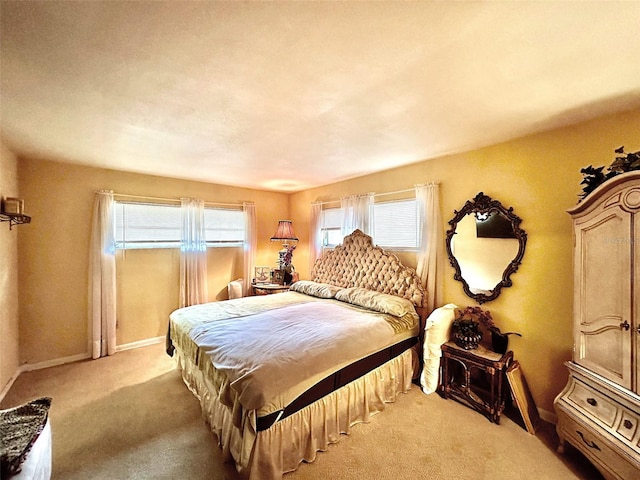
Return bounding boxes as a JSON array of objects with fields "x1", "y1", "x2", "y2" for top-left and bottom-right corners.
[{"x1": 0, "y1": 197, "x2": 30, "y2": 230}]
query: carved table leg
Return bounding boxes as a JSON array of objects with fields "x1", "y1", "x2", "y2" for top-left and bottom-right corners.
[{"x1": 557, "y1": 435, "x2": 566, "y2": 454}]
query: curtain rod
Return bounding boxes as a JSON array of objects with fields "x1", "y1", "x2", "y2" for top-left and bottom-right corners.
[
  {"x1": 313, "y1": 184, "x2": 437, "y2": 206},
  {"x1": 107, "y1": 192, "x2": 249, "y2": 208}
]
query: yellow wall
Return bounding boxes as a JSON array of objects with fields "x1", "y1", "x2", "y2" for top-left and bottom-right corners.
[
  {"x1": 115, "y1": 247, "x2": 243, "y2": 343},
  {"x1": 291, "y1": 107, "x2": 640, "y2": 414},
  {"x1": 5, "y1": 107, "x2": 640, "y2": 414},
  {"x1": 0, "y1": 141, "x2": 20, "y2": 391},
  {"x1": 17, "y1": 159, "x2": 288, "y2": 364}
]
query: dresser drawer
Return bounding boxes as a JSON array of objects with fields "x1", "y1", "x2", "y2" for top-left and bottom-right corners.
[
  {"x1": 567, "y1": 379, "x2": 618, "y2": 427},
  {"x1": 557, "y1": 410, "x2": 640, "y2": 480},
  {"x1": 616, "y1": 410, "x2": 639, "y2": 443}
]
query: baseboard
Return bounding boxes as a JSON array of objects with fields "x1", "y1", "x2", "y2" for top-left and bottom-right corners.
[
  {"x1": 21, "y1": 352, "x2": 92, "y2": 372},
  {"x1": 0, "y1": 352, "x2": 89, "y2": 404},
  {"x1": 116, "y1": 335, "x2": 165, "y2": 352},
  {"x1": 539, "y1": 407, "x2": 557, "y2": 425},
  {"x1": 1, "y1": 336, "x2": 165, "y2": 404},
  {"x1": 0, "y1": 368, "x2": 23, "y2": 404}
]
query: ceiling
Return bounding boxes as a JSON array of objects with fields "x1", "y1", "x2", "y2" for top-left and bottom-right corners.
[{"x1": 2, "y1": 1, "x2": 640, "y2": 193}]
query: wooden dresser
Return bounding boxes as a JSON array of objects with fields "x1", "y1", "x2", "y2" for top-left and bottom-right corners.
[{"x1": 554, "y1": 171, "x2": 640, "y2": 480}]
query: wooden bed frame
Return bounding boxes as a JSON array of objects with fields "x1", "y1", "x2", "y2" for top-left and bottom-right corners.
[{"x1": 171, "y1": 229, "x2": 426, "y2": 479}]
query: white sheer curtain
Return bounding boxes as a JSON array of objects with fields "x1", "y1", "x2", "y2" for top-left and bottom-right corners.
[
  {"x1": 415, "y1": 183, "x2": 443, "y2": 311},
  {"x1": 243, "y1": 202, "x2": 257, "y2": 297},
  {"x1": 88, "y1": 190, "x2": 116, "y2": 359},
  {"x1": 309, "y1": 202, "x2": 323, "y2": 273},
  {"x1": 179, "y1": 198, "x2": 208, "y2": 308},
  {"x1": 341, "y1": 193, "x2": 374, "y2": 237}
]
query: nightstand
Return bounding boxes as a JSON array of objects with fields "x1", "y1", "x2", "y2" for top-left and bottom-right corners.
[
  {"x1": 252, "y1": 284, "x2": 290, "y2": 295},
  {"x1": 439, "y1": 341, "x2": 514, "y2": 424}
]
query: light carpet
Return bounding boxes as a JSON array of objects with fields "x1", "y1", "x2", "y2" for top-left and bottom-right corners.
[{"x1": 1, "y1": 343, "x2": 603, "y2": 479}]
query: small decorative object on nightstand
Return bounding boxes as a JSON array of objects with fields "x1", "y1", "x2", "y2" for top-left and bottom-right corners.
[
  {"x1": 452, "y1": 306, "x2": 494, "y2": 350},
  {"x1": 254, "y1": 266, "x2": 270, "y2": 283},
  {"x1": 439, "y1": 341, "x2": 514, "y2": 424},
  {"x1": 272, "y1": 268, "x2": 286, "y2": 285},
  {"x1": 452, "y1": 318, "x2": 483, "y2": 350}
]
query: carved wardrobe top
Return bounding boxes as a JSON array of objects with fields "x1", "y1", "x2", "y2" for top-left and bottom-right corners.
[{"x1": 569, "y1": 170, "x2": 640, "y2": 218}]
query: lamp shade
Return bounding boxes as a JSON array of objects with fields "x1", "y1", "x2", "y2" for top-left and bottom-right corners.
[{"x1": 270, "y1": 220, "x2": 298, "y2": 242}]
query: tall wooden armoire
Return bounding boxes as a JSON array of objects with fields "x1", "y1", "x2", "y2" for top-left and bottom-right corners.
[{"x1": 555, "y1": 171, "x2": 640, "y2": 479}]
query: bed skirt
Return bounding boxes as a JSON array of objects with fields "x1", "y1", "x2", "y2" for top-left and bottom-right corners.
[{"x1": 173, "y1": 345, "x2": 416, "y2": 479}]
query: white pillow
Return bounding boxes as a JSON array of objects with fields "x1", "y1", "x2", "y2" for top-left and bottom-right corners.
[
  {"x1": 420, "y1": 303, "x2": 458, "y2": 394},
  {"x1": 334, "y1": 287, "x2": 416, "y2": 318},
  {"x1": 289, "y1": 280, "x2": 343, "y2": 299}
]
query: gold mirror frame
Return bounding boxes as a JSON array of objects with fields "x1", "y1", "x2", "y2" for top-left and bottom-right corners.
[{"x1": 445, "y1": 192, "x2": 527, "y2": 304}]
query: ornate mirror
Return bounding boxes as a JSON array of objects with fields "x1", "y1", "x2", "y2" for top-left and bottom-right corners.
[{"x1": 446, "y1": 192, "x2": 527, "y2": 304}]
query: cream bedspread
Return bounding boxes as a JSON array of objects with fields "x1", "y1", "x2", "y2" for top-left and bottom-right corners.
[
  {"x1": 169, "y1": 292, "x2": 325, "y2": 359},
  {"x1": 169, "y1": 291, "x2": 418, "y2": 418},
  {"x1": 191, "y1": 301, "x2": 410, "y2": 413}
]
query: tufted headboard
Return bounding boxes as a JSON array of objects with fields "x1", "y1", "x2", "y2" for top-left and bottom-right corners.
[{"x1": 311, "y1": 229, "x2": 425, "y2": 307}]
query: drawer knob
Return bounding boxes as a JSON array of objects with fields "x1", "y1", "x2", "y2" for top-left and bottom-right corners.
[
  {"x1": 624, "y1": 419, "x2": 633, "y2": 429},
  {"x1": 586, "y1": 397, "x2": 598, "y2": 407},
  {"x1": 620, "y1": 320, "x2": 630, "y2": 331}
]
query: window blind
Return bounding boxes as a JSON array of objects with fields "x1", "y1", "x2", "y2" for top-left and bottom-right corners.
[{"x1": 115, "y1": 202, "x2": 244, "y2": 249}]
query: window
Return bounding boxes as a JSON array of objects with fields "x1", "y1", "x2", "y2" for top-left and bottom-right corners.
[
  {"x1": 372, "y1": 199, "x2": 418, "y2": 249},
  {"x1": 320, "y1": 198, "x2": 418, "y2": 250},
  {"x1": 202, "y1": 208, "x2": 244, "y2": 246},
  {"x1": 115, "y1": 202, "x2": 244, "y2": 250},
  {"x1": 320, "y1": 207, "x2": 343, "y2": 247},
  {"x1": 115, "y1": 202, "x2": 180, "y2": 249}
]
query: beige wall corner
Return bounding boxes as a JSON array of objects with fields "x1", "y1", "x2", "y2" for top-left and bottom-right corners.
[
  {"x1": 17, "y1": 160, "x2": 289, "y2": 364},
  {"x1": 0, "y1": 140, "x2": 20, "y2": 395}
]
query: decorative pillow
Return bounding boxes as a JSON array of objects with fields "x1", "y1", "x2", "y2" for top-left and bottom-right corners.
[
  {"x1": 335, "y1": 287, "x2": 416, "y2": 318},
  {"x1": 289, "y1": 280, "x2": 343, "y2": 299},
  {"x1": 1, "y1": 397, "x2": 52, "y2": 477},
  {"x1": 420, "y1": 304, "x2": 458, "y2": 394}
]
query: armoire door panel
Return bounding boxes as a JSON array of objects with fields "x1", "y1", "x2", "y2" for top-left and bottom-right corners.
[
  {"x1": 575, "y1": 208, "x2": 632, "y2": 388},
  {"x1": 578, "y1": 325, "x2": 629, "y2": 387}
]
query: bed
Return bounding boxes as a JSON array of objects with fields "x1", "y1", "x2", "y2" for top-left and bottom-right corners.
[{"x1": 167, "y1": 229, "x2": 426, "y2": 479}]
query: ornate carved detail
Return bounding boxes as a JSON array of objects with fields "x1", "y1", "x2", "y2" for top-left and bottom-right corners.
[
  {"x1": 311, "y1": 229, "x2": 425, "y2": 307},
  {"x1": 445, "y1": 192, "x2": 527, "y2": 304},
  {"x1": 623, "y1": 188, "x2": 640, "y2": 210}
]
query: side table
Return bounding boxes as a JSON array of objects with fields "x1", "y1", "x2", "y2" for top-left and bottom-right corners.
[
  {"x1": 252, "y1": 283, "x2": 290, "y2": 295},
  {"x1": 439, "y1": 341, "x2": 514, "y2": 423}
]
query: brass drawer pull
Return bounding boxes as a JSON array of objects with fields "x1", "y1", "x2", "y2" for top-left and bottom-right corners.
[
  {"x1": 586, "y1": 397, "x2": 597, "y2": 407},
  {"x1": 577, "y1": 430, "x2": 601, "y2": 451},
  {"x1": 624, "y1": 420, "x2": 633, "y2": 429}
]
